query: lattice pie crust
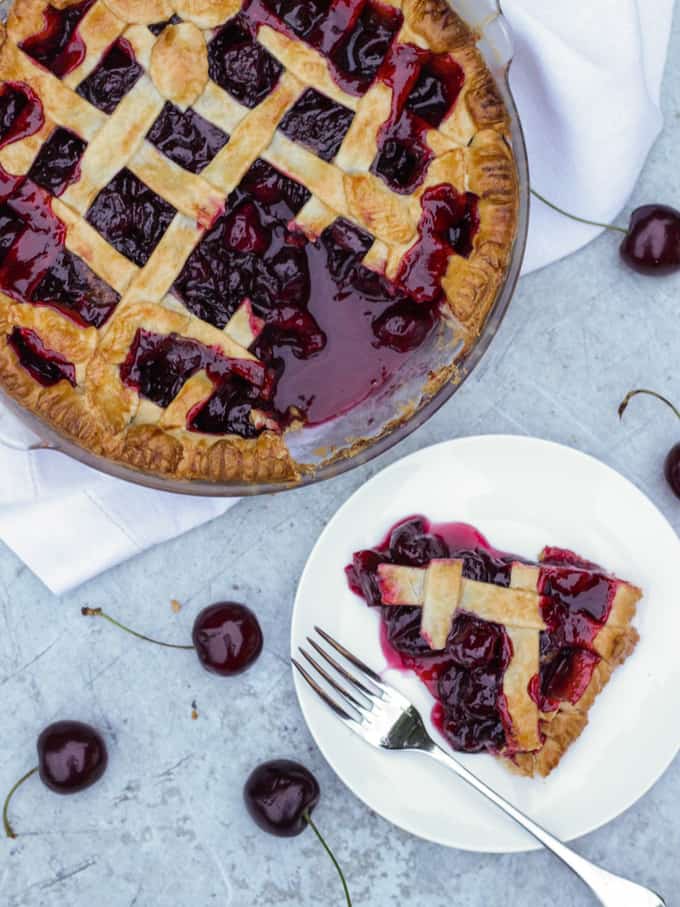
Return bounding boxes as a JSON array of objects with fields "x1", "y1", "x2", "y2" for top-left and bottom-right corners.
[
  {"x1": 377, "y1": 555, "x2": 641, "y2": 776},
  {"x1": 0, "y1": 0, "x2": 517, "y2": 482}
]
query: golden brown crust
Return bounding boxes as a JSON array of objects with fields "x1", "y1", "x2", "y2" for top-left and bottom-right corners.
[
  {"x1": 101, "y1": 0, "x2": 172, "y2": 24},
  {"x1": 0, "y1": 0, "x2": 517, "y2": 484},
  {"x1": 507, "y1": 648, "x2": 638, "y2": 779},
  {"x1": 503, "y1": 626, "x2": 541, "y2": 753},
  {"x1": 172, "y1": 0, "x2": 240, "y2": 28},
  {"x1": 402, "y1": 0, "x2": 475, "y2": 54},
  {"x1": 149, "y1": 22, "x2": 207, "y2": 110},
  {"x1": 506, "y1": 567, "x2": 642, "y2": 777}
]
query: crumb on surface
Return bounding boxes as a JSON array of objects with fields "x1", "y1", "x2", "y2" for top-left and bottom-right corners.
[{"x1": 171, "y1": 599, "x2": 182, "y2": 614}]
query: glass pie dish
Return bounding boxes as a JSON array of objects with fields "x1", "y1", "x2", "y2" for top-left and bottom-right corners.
[{"x1": 0, "y1": 0, "x2": 529, "y2": 496}]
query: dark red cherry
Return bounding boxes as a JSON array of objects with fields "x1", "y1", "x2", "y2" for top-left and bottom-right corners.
[
  {"x1": 664, "y1": 443, "x2": 680, "y2": 499},
  {"x1": 244, "y1": 759, "x2": 319, "y2": 836},
  {"x1": 82, "y1": 602, "x2": 263, "y2": 676},
  {"x1": 531, "y1": 189, "x2": 680, "y2": 277},
  {"x1": 383, "y1": 604, "x2": 437, "y2": 656},
  {"x1": 620, "y1": 205, "x2": 680, "y2": 275},
  {"x1": 388, "y1": 516, "x2": 447, "y2": 565},
  {"x1": 344, "y1": 549, "x2": 388, "y2": 607},
  {"x1": 447, "y1": 613, "x2": 502, "y2": 668},
  {"x1": 38, "y1": 721, "x2": 108, "y2": 793},
  {"x1": 243, "y1": 759, "x2": 352, "y2": 904},
  {"x1": 192, "y1": 602, "x2": 263, "y2": 676},
  {"x1": 371, "y1": 300, "x2": 435, "y2": 352},
  {"x1": 4, "y1": 720, "x2": 107, "y2": 838},
  {"x1": 618, "y1": 389, "x2": 680, "y2": 499}
]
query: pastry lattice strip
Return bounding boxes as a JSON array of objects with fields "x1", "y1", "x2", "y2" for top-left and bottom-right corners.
[
  {"x1": 377, "y1": 554, "x2": 643, "y2": 774},
  {"x1": 1, "y1": 0, "x2": 512, "y2": 311},
  {"x1": 378, "y1": 559, "x2": 544, "y2": 752}
]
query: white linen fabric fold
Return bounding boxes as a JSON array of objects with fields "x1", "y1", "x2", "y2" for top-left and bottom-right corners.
[
  {"x1": 0, "y1": 0, "x2": 673, "y2": 593},
  {"x1": 506, "y1": 0, "x2": 674, "y2": 272}
]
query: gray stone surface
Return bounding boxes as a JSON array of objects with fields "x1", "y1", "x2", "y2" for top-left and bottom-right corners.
[{"x1": 2, "y1": 15, "x2": 680, "y2": 907}]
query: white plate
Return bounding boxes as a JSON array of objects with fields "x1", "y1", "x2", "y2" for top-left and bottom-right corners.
[{"x1": 291, "y1": 436, "x2": 680, "y2": 852}]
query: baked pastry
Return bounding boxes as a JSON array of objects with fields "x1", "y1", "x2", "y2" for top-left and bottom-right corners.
[
  {"x1": 0, "y1": 0, "x2": 517, "y2": 482},
  {"x1": 346, "y1": 516, "x2": 642, "y2": 777}
]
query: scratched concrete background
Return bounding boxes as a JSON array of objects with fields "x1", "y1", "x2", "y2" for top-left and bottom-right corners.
[{"x1": 2, "y1": 6, "x2": 680, "y2": 907}]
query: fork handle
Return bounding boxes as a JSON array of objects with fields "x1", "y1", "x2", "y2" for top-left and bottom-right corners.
[{"x1": 426, "y1": 744, "x2": 664, "y2": 907}]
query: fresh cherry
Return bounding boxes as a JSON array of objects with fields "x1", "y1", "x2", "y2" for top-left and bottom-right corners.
[
  {"x1": 531, "y1": 189, "x2": 680, "y2": 275},
  {"x1": 244, "y1": 759, "x2": 351, "y2": 905},
  {"x1": 192, "y1": 602, "x2": 263, "y2": 676},
  {"x1": 3, "y1": 720, "x2": 107, "y2": 838},
  {"x1": 618, "y1": 388, "x2": 680, "y2": 499},
  {"x1": 244, "y1": 758, "x2": 319, "y2": 836},
  {"x1": 665, "y1": 444, "x2": 680, "y2": 499},
  {"x1": 82, "y1": 601, "x2": 263, "y2": 676},
  {"x1": 620, "y1": 205, "x2": 680, "y2": 275}
]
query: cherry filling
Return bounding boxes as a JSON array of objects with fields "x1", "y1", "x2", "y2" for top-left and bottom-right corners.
[
  {"x1": 208, "y1": 15, "x2": 283, "y2": 108},
  {"x1": 0, "y1": 83, "x2": 44, "y2": 150},
  {"x1": 173, "y1": 158, "x2": 438, "y2": 425},
  {"x1": 7, "y1": 326, "x2": 76, "y2": 387},
  {"x1": 258, "y1": 0, "x2": 331, "y2": 43},
  {"x1": 172, "y1": 158, "x2": 310, "y2": 329},
  {"x1": 541, "y1": 546, "x2": 603, "y2": 572},
  {"x1": 346, "y1": 516, "x2": 621, "y2": 755},
  {"x1": 120, "y1": 328, "x2": 271, "y2": 437},
  {"x1": 31, "y1": 248, "x2": 120, "y2": 328},
  {"x1": 244, "y1": 0, "x2": 351, "y2": 58},
  {"x1": 327, "y1": 0, "x2": 402, "y2": 95},
  {"x1": 278, "y1": 88, "x2": 354, "y2": 162},
  {"x1": 122, "y1": 329, "x2": 216, "y2": 407},
  {"x1": 538, "y1": 564, "x2": 615, "y2": 648},
  {"x1": 0, "y1": 172, "x2": 66, "y2": 301},
  {"x1": 146, "y1": 102, "x2": 229, "y2": 174},
  {"x1": 86, "y1": 168, "x2": 176, "y2": 267},
  {"x1": 75, "y1": 38, "x2": 143, "y2": 114},
  {"x1": 405, "y1": 57, "x2": 464, "y2": 128},
  {"x1": 397, "y1": 186, "x2": 480, "y2": 302},
  {"x1": 436, "y1": 615, "x2": 512, "y2": 753},
  {"x1": 20, "y1": 0, "x2": 95, "y2": 77},
  {"x1": 244, "y1": 0, "x2": 401, "y2": 96},
  {"x1": 188, "y1": 374, "x2": 274, "y2": 437},
  {"x1": 372, "y1": 111, "x2": 434, "y2": 195},
  {"x1": 0, "y1": 207, "x2": 24, "y2": 265},
  {"x1": 27, "y1": 126, "x2": 86, "y2": 196},
  {"x1": 0, "y1": 177, "x2": 120, "y2": 328},
  {"x1": 537, "y1": 644, "x2": 600, "y2": 712},
  {"x1": 371, "y1": 43, "x2": 464, "y2": 194}
]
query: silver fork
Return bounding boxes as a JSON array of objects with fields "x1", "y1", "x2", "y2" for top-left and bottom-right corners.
[{"x1": 293, "y1": 626, "x2": 665, "y2": 907}]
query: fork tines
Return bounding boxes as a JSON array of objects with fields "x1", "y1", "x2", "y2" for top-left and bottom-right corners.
[{"x1": 292, "y1": 626, "x2": 388, "y2": 724}]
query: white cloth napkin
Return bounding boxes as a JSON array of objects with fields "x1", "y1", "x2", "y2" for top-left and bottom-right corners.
[
  {"x1": 506, "y1": 0, "x2": 674, "y2": 272},
  {"x1": 0, "y1": 0, "x2": 674, "y2": 594}
]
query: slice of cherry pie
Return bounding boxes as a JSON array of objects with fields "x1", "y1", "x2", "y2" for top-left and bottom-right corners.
[
  {"x1": 0, "y1": 0, "x2": 517, "y2": 482},
  {"x1": 346, "y1": 516, "x2": 642, "y2": 776}
]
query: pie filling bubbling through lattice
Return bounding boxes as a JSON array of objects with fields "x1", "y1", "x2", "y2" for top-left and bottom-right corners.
[
  {"x1": 0, "y1": 0, "x2": 517, "y2": 480},
  {"x1": 346, "y1": 516, "x2": 642, "y2": 776}
]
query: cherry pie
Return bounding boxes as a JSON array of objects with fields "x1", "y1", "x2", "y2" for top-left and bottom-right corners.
[
  {"x1": 0, "y1": 0, "x2": 517, "y2": 482},
  {"x1": 346, "y1": 516, "x2": 642, "y2": 776}
]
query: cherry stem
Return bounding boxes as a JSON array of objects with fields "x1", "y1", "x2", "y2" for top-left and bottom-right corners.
[
  {"x1": 530, "y1": 188, "x2": 627, "y2": 234},
  {"x1": 3, "y1": 767, "x2": 38, "y2": 839},
  {"x1": 303, "y1": 811, "x2": 352, "y2": 907},
  {"x1": 81, "y1": 608, "x2": 194, "y2": 650},
  {"x1": 618, "y1": 388, "x2": 680, "y2": 421}
]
